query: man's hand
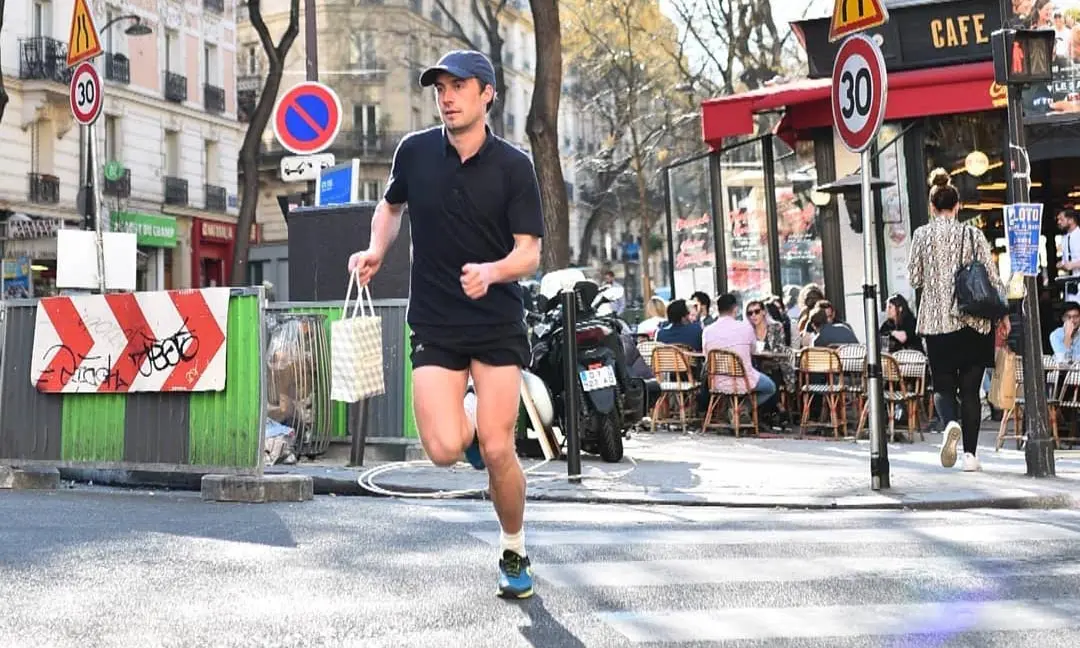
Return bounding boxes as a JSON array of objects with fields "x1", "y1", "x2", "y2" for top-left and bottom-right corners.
[
  {"x1": 348, "y1": 249, "x2": 383, "y2": 286},
  {"x1": 1066, "y1": 319, "x2": 1076, "y2": 342},
  {"x1": 461, "y1": 263, "x2": 495, "y2": 300}
]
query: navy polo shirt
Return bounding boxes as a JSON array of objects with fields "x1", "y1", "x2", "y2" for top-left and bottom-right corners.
[{"x1": 384, "y1": 125, "x2": 544, "y2": 330}]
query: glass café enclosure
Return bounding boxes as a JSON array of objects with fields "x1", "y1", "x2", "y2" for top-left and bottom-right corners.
[{"x1": 664, "y1": 135, "x2": 826, "y2": 311}]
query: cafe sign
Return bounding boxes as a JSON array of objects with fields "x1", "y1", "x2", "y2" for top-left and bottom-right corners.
[{"x1": 110, "y1": 211, "x2": 177, "y2": 248}]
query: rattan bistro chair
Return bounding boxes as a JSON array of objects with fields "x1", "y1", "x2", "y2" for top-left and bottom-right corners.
[
  {"x1": 701, "y1": 349, "x2": 758, "y2": 437},
  {"x1": 649, "y1": 344, "x2": 699, "y2": 434}
]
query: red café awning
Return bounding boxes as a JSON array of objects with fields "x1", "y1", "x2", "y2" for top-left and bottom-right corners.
[{"x1": 700, "y1": 61, "x2": 1002, "y2": 148}]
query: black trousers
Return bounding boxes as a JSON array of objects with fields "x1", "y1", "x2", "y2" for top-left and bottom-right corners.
[{"x1": 925, "y1": 326, "x2": 993, "y2": 456}]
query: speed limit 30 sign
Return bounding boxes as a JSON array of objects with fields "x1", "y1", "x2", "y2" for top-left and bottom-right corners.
[
  {"x1": 831, "y1": 34, "x2": 887, "y2": 153},
  {"x1": 69, "y1": 61, "x2": 103, "y2": 126}
]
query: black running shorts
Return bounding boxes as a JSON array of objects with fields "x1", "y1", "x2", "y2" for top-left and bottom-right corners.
[{"x1": 409, "y1": 323, "x2": 531, "y2": 371}]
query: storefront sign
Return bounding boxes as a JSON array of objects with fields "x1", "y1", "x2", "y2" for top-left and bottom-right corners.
[
  {"x1": 796, "y1": 0, "x2": 1001, "y2": 78},
  {"x1": 199, "y1": 219, "x2": 260, "y2": 244},
  {"x1": 1004, "y1": 203, "x2": 1043, "y2": 276},
  {"x1": 110, "y1": 211, "x2": 177, "y2": 248}
]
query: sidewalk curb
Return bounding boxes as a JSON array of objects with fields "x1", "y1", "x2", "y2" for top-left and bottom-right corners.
[{"x1": 51, "y1": 467, "x2": 1080, "y2": 512}]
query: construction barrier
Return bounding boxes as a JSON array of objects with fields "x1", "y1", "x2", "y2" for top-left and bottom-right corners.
[{"x1": 0, "y1": 287, "x2": 267, "y2": 474}]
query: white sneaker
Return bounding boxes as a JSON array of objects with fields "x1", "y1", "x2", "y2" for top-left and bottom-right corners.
[
  {"x1": 962, "y1": 452, "x2": 982, "y2": 472},
  {"x1": 940, "y1": 421, "x2": 962, "y2": 468},
  {"x1": 464, "y1": 390, "x2": 479, "y2": 434}
]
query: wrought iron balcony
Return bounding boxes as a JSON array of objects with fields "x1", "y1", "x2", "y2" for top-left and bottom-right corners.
[
  {"x1": 164, "y1": 71, "x2": 187, "y2": 103},
  {"x1": 18, "y1": 37, "x2": 72, "y2": 84},
  {"x1": 204, "y1": 84, "x2": 226, "y2": 113},
  {"x1": 104, "y1": 53, "x2": 130, "y2": 84},
  {"x1": 28, "y1": 173, "x2": 60, "y2": 204},
  {"x1": 164, "y1": 176, "x2": 188, "y2": 206},
  {"x1": 237, "y1": 90, "x2": 258, "y2": 123},
  {"x1": 205, "y1": 184, "x2": 227, "y2": 212},
  {"x1": 104, "y1": 168, "x2": 131, "y2": 198},
  {"x1": 204, "y1": 0, "x2": 225, "y2": 12}
]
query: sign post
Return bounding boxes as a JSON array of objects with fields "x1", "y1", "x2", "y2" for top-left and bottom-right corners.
[
  {"x1": 991, "y1": 8, "x2": 1056, "y2": 476},
  {"x1": 67, "y1": 0, "x2": 105, "y2": 293},
  {"x1": 831, "y1": 30, "x2": 890, "y2": 490}
]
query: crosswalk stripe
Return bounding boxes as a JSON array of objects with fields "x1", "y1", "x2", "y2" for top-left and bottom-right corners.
[
  {"x1": 469, "y1": 521, "x2": 1080, "y2": 547},
  {"x1": 597, "y1": 599, "x2": 1080, "y2": 642},
  {"x1": 534, "y1": 555, "x2": 1080, "y2": 588}
]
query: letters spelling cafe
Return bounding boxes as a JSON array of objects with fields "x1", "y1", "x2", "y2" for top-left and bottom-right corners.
[{"x1": 665, "y1": 0, "x2": 1080, "y2": 345}]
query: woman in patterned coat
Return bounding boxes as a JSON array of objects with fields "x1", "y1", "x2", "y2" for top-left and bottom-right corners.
[{"x1": 908, "y1": 168, "x2": 1005, "y2": 473}]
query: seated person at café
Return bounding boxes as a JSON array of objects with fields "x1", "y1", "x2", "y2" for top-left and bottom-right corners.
[
  {"x1": 809, "y1": 304, "x2": 859, "y2": 347},
  {"x1": 702, "y1": 293, "x2": 777, "y2": 406},
  {"x1": 655, "y1": 299, "x2": 702, "y2": 351},
  {"x1": 747, "y1": 299, "x2": 786, "y2": 351},
  {"x1": 879, "y1": 293, "x2": 922, "y2": 353},
  {"x1": 1050, "y1": 302, "x2": 1080, "y2": 361},
  {"x1": 691, "y1": 291, "x2": 717, "y2": 328}
]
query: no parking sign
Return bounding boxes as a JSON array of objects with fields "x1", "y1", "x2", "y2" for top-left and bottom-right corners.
[{"x1": 272, "y1": 82, "x2": 343, "y2": 155}]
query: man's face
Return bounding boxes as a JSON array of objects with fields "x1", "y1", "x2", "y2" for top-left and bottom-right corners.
[
  {"x1": 1065, "y1": 308, "x2": 1080, "y2": 328},
  {"x1": 434, "y1": 73, "x2": 490, "y2": 134},
  {"x1": 1058, "y1": 212, "x2": 1072, "y2": 231}
]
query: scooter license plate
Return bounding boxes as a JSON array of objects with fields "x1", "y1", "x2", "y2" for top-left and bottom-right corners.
[{"x1": 579, "y1": 365, "x2": 617, "y2": 391}]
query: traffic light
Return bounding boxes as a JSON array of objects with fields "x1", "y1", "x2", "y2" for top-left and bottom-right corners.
[{"x1": 992, "y1": 28, "x2": 1055, "y2": 85}]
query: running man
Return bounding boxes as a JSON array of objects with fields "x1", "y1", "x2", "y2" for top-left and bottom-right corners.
[{"x1": 347, "y1": 50, "x2": 544, "y2": 599}]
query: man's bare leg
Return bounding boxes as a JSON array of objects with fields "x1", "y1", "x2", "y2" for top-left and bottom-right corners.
[
  {"x1": 411, "y1": 366, "x2": 473, "y2": 466},
  {"x1": 470, "y1": 359, "x2": 532, "y2": 598}
]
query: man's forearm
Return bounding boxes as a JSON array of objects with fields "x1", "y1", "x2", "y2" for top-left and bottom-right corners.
[
  {"x1": 490, "y1": 237, "x2": 541, "y2": 284},
  {"x1": 369, "y1": 200, "x2": 404, "y2": 258}
]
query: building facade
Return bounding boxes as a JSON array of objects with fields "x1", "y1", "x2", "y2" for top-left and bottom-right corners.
[
  {"x1": 236, "y1": 0, "x2": 596, "y2": 297},
  {"x1": 0, "y1": 0, "x2": 244, "y2": 296}
]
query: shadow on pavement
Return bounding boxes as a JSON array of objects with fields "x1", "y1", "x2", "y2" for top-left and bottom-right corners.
[{"x1": 518, "y1": 594, "x2": 586, "y2": 648}]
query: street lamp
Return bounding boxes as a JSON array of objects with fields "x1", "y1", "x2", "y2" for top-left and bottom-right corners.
[
  {"x1": 813, "y1": 172, "x2": 894, "y2": 234},
  {"x1": 102, "y1": 14, "x2": 153, "y2": 36}
]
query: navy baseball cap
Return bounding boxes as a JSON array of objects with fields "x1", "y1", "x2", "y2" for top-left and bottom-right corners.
[{"x1": 419, "y1": 50, "x2": 496, "y2": 89}]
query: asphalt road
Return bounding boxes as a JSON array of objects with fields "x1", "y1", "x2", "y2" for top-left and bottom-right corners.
[{"x1": 3, "y1": 488, "x2": 1080, "y2": 647}]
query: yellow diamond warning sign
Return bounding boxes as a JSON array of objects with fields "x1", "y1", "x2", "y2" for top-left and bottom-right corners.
[
  {"x1": 66, "y1": 0, "x2": 103, "y2": 68},
  {"x1": 828, "y1": 0, "x2": 890, "y2": 43}
]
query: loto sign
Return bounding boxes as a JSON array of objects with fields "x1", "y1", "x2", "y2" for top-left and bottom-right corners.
[{"x1": 31, "y1": 288, "x2": 230, "y2": 393}]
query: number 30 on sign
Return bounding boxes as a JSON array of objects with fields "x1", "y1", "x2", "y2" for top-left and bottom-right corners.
[
  {"x1": 830, "y1": 34, "x2": 888, "y2": 153},
  {"x1": 69, "y1": 61, "x2": 103, "y2": 126}
]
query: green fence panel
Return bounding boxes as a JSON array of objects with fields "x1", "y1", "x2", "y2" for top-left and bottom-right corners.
[
  {"x1": 60, "y1": 394, "x2": 126, "y2": 462},
  {"x1": 402, "y1": 323, "x2": 418, "y2": 440},
  {"x1": 187, "y1": 295, "x2": 263, "y2": 468}
]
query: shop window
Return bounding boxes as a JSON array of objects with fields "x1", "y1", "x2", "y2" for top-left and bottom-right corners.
[
  {"x1": 718, "y1": 141, "x2": 771, "y2": 307},
  {"x1": 922, "y1": 111, "x2": 1008, "y2": 240},
  {"x1": 772, "y1": 137, "x2": 825, "y2": 298},
  {"x1": 248, "y1": 260, "x2": 264, "y2": 286},
  {"x1": 666, "y1": 154, "x2": 716, "y2": 300}
]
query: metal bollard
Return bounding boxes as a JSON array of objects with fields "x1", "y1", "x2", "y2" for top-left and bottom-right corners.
[{"x1": 562, "y1": 289, "x2": 582, "y2": 482}]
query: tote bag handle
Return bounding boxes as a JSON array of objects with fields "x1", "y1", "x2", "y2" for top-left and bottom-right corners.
[{"x1": 342, "y1": 270, "x2": 376, "y2": 320}]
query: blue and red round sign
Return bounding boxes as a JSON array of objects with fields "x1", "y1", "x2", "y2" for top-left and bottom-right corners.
[{"x1": 271, "y1": 82, "x2": 343, "y2": 155}]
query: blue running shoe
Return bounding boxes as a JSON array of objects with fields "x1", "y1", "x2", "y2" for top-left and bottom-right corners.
[
  {"x1": 497, "y1": 550, "x2": 534, "y2": 599},
  {"x1": 462, "y1": 390, "x2": 484, "y2": 470},
  {"x1": 463, "y1": 432, "x2": 485, "y2": 470}
]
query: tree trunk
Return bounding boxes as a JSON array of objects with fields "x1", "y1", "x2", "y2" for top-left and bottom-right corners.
[
  {"x1": 486, "y1": 30, "x2": 507, "y2": 137},
  {"x1": 629, "y1": 132, "x2": 652, "y2": 300},
  {"x1": 0, "y1": 0, "x2": 8, "y2": 125},
  {"x1": 577, "y1": 204, "x2": 609, "y2": 267},
  {"x1": 526, "y1": 0, "x2": 569, "y2": 271},
  {"x1": 231, "y1": 0, "x2": 300, "y2": 286}
]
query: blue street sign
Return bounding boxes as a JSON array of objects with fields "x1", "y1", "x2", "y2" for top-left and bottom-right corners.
[
  {"x1": 316, "y1": 160, "x2": 359, "y2": 207},
  {"x1": 1004, "y1": 202, "x2": 1043, "y2": 276}
]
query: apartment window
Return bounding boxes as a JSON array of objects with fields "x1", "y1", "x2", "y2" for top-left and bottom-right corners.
[
  {"x1": 165, "y1": 30, "x2": 178, "y2": 72},
  {"x1": 245, "y1": 44, "x2": 259, "y2": 75},
  {"x1": 354, "y1": 104, "x2": 378, "y2": 136},
  {"x1": 165, "y1": 130, "x2": 180, "y2": 177},
  {"x1": 103, "y1": 115, "x2": 119, "y2": 163},
  {"x1": 349, "y1": 31, "x2": 376, "y2": 69},
  {"x1": 204, "y1": 140, "x2": 219, "y2": 185},
  {"x1": 204, "y1": 45, "x2": 218, "y2": 85},
  {"x1": 33, "y1": 1, "x2": 50, "y2": 38},
  {"x1": 365, "y1": 181, "x2": 380, "y2": 201}
]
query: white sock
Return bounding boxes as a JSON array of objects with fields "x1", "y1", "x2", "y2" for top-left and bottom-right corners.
[{"x1": 500, "y1": 528, "x2": 526, "y2": 557}]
